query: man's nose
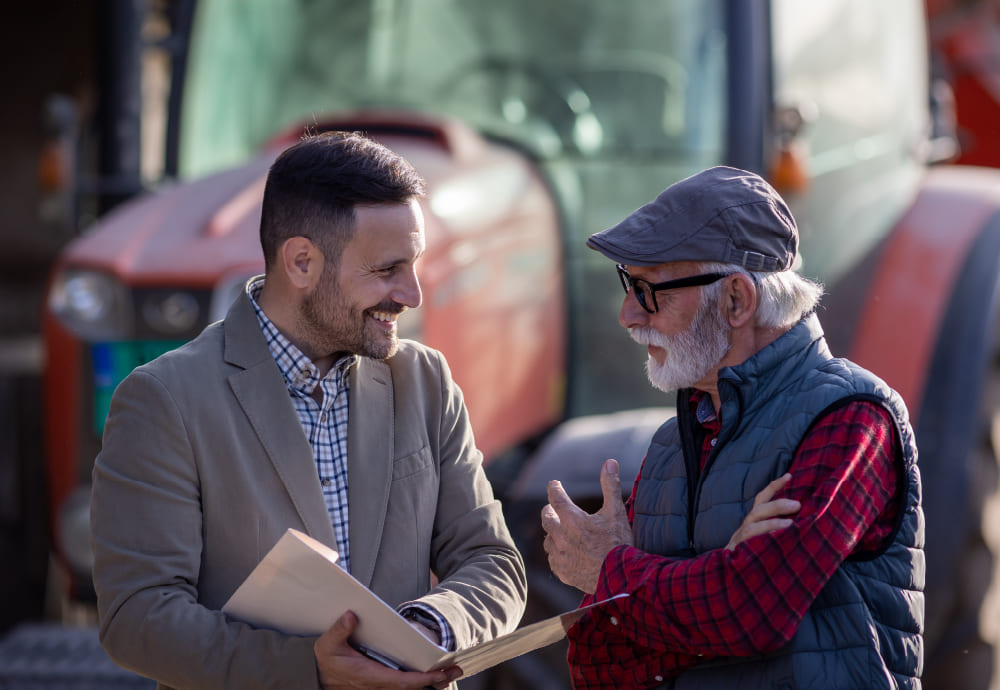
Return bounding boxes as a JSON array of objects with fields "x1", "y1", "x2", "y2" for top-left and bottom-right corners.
[
  {"x1": 619, "y1": 291, "x2": 649, "y2": 329},
  {"x1": 395, "y1": 267, "x2": 422, "y2": 309}
]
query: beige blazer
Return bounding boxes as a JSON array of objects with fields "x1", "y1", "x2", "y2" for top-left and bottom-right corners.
[{"x1": 91, "y1": 291, "x2": 526, "y2": 689}]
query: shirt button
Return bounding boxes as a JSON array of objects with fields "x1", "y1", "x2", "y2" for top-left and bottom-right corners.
[
  {"x1": 654, "y1": 676, "x2": 663, "y2": 682},
  {"x1": 321, "y1": 479, "x2": 332, "y2": 487},
  {"x1": 609, "y1": 616, "x2": 618, "y2": 626},
  {"x1": 710, "y1": 438, "x2": 717, "y2": 446},
  {"x1": 320, "y1": 412, "x2": 327, "y2": 422}
]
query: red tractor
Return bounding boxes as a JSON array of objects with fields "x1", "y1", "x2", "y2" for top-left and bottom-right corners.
[
  {"x1": 926, "y1": 0, "x2": 1000, "y2": 168},
  {"x1": 39, "y1": 1, "x2": 1000, "y2": 687}
]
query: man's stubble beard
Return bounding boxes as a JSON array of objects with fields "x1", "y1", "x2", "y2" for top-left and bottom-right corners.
[
  {"x1": 300, "y1": 267, "x2": 399, "y2": 361},
  {"x1": 629, "y1": 294, "x2": 731, "y2": 393}
]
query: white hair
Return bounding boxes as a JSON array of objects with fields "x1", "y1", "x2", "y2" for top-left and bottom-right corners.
[{"x1": 698, "y1": 262, "x2": 824, "y2": 329}]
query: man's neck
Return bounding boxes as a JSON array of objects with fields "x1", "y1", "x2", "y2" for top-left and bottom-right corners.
[
  {"x1": 704, "y1": 323, "x2": 793, "y2": 413},
  {"x1": 257, "y1": 281, "x2": 346, "y2": 378}
]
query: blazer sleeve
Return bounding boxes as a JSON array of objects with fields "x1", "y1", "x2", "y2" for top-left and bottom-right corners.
[
  {"x1": 90, "y1": 368, "x2": 321, "y2": 690},
  {"x1": 398, "y1": 349, "x2": 528, "y2": 649}
]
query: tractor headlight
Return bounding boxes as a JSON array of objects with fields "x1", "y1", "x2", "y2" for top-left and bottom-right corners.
[
  {"x1": 139, "y1": 290, "x2": 201, "y2": 336},
  {"x1": 48, "y1": 269, "x2": 132, "y2": 340}
]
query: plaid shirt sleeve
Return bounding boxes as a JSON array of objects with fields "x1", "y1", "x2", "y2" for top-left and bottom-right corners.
[
  {"x1": 398, "y1": 603, "x2": 456, "y2": 652},
  {"x1": 566, "y1": 400, "x2": 900, "y2": 689}
]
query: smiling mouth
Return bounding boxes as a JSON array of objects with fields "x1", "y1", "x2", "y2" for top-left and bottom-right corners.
[{"x1": 370, "y1": 310, "x2": 401, "y2": 328}]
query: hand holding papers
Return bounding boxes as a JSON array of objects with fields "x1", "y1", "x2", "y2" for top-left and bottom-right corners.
[{"x1": 223, "y1": 528, "x2": 627, "y2": 677}]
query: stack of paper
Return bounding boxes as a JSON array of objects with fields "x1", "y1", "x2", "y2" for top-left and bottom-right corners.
[{"x1": 223, "y1": 528, "x2": 627, "y2": 677}]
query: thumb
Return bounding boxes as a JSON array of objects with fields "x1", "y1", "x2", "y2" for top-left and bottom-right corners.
[
  {"x1": 329, "y1": 610, "x2": 358, "y2": 644},
  {"x1": 315, "y1": 610, "x2": 358, "y2": 658},
  {"x1": 599, "y1": 459, "x2": 625, "y2": 517}
]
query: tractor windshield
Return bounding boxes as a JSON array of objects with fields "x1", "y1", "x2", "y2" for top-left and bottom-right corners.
[
  {"x1": 178, "y1": 0, "x2": 726, "y2": 179},
  {"x1": 177, "y1": 0, "x2": 727, "y2": 417}
]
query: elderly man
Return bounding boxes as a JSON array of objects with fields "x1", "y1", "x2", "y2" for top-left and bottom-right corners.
[{"x1": 541, "y1": 166, "x2": 923, "y2": 689}]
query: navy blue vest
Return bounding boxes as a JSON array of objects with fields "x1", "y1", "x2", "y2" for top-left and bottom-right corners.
[{"x1": 634, "y1": 315, "x2": 923, "y2": 689}]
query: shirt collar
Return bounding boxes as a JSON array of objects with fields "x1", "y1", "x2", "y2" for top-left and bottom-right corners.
[{"x1": 687, "y1": 389, "x2": 719, "y2": 426}]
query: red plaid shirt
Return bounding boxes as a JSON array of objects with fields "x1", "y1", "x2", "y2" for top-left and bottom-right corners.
[{"x1": 566, "y1": 396, "x2": 900, "y2": 689}]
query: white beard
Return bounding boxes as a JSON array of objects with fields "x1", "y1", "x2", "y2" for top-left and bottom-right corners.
[{"x1": 629, "y1": 298, "x2": 732, "y2": 392}]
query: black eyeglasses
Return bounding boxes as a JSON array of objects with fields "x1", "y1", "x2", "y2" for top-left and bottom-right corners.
[{"x1": 616, "y1": 264, "x2": 731, "y2": 314}]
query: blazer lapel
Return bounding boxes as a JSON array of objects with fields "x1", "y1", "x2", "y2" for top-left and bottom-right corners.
[
  {"x1": 223, "y1": 291, "x2": 339, "y2": 550},
  {"x1": 346, "y1": 357, "x2": 394, "y2": 588}
]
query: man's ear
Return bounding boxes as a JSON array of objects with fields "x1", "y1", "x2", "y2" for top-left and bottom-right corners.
[
  {"x1": 724, "y1": 273, "x2": 758, "y2": 328},
  {"x1": 279, "y1": 237, "x2": 323, "y2": 290}
]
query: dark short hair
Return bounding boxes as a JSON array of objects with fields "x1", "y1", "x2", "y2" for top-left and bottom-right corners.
[{"x1": 259, "y1": 131, "x2": 426, "y2": 270}]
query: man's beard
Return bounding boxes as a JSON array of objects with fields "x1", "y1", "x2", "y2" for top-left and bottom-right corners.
[
  {"x1": 629, "y1": 296, "x2": 732, "y2": 392},
  {"x1": 300, "y1": 268, "x2": 402, "y2": 361}
]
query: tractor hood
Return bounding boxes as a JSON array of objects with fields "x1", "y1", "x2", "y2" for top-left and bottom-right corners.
[
  {"x1": 61, "y1": 152, "x2": 277, "y2": 287},
  {"x1": 56, "y1": 112, "x2": 504, "y2": 289}
]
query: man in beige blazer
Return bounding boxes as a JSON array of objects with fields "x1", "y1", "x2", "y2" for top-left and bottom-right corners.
[{"x1": 90, "y1": 132, "x2": 526, "y2": 689}]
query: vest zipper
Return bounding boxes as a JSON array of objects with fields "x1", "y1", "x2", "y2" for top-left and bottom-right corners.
[{"x1": 687, "y1": 380, "x2": 743, "y2": 549}]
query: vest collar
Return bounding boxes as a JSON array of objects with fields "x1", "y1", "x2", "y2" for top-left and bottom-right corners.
[{"x1": 702, "y1": 313, "x2": 831, "y2": 434}]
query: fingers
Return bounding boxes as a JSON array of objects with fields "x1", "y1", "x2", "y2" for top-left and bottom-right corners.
[
  {"x1": 545, "y1": 479, "x2": 575, "y2": 511},
  {"x1": 752, "y1": 473, "x2": 792, "y2": 507},
  {"x1": 542, "y1": 479, "x2": 585, "y2": 532},
  {"x1": 315, "y1": 611, "x2": 461, "y2": 689},
  {"x1": 753, "y1": 518, "x2": 794, "y2": 534},
  {"x1": 543, "y1": 461, "x2": 628, "y2": 537},
  {"x1": 540, "y1": 503, "x2": 561, "y2": 534},
  {"x1": 727, "y1": 517, "x2": 794, "y2": 550},
  {"x1": 432, "y1": 666, "x2": 464, "y2": 688},
  {"x1": 726, "y1": 476, "x2": 802, "y2": 552},
  {"x1": 746, "y1": 497, "x2": 801, "y2": 522}
]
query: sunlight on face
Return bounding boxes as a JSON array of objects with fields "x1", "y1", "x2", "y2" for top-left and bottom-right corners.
[
  {"x1": 299, "y1": 200, "x2": 424, "y2": 361},
  {"x1": 629, "y1": 292, "x2": 731, "y2": 392}
]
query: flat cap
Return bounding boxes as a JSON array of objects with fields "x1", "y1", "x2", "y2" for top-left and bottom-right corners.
[{"x1": 587, "y1": 166, "x2": 798, "y2": 271}]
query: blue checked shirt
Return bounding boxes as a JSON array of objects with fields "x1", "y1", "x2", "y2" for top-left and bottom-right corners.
[
  {"x1": 247, "y1": 279, "x2": 454, "y2": 650},
  {"x1": 249, "y1": 279, "x2": 355, "y2": 572}
]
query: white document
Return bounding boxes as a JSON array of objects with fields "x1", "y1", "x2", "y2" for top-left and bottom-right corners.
[{"x1": 222, "y1": 528, "x2": 627, "y2": 677}]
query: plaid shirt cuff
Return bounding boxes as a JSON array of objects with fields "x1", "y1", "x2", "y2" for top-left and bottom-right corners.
[{"x1": 399, "y1": 603, "x2": 455, "y2": 651}]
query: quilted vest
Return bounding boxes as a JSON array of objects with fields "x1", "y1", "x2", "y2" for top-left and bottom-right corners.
[{"x1": 634, "y1": 314, "x2": 924, "y2": 690}]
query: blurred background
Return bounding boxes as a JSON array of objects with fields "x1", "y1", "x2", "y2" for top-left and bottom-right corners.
[{"x1": 1, "y1": 0, "x2": 999, "y2": 688}]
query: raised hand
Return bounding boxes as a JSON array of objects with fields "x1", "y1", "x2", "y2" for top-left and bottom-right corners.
[{"x1": 541, "y1": 458, "x2": 634, "y2": 594}]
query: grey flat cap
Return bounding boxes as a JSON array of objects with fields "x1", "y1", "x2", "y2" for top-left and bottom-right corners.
[{"x1": 587, "y1": 166, "x2": 798, "y2": 271}]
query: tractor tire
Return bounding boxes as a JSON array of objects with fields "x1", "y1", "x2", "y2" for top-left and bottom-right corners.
[
  {"x1": 919, "y1": 221, "x2": 1000, "y2": 690},
  {"x1": 920, "y1": 333, "x2": 1000, "y2": 690}
]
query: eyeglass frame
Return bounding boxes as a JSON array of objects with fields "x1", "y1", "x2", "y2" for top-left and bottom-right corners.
[{"x1": 616, "y1": 264, "x2": 732, "y2": 314}]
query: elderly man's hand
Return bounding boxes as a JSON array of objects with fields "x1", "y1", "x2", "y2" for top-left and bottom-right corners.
[
  {"x1": 541, "y1": 458, "x2": 633, "y2": 594},
  {"x1": 726, "y1": 473, "x2": 801, "y2": 550}
]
